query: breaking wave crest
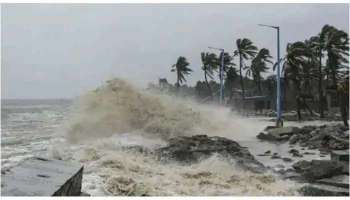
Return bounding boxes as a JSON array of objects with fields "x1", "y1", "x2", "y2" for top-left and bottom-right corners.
[
  {"x1": 66, "y1": 78, "x2": 212, "y2": 143},
  {"x1": 56, "y1": 78, "x2": 301, "y2": 196},
  {"x1": 66, "y1": 78, "x2": 269, "y2": 143}
]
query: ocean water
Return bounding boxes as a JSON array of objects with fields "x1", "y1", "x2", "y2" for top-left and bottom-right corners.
[
  {"x1": 1, "y1": 99, "x2": 72, "y2": 169},
  {"x1": 1, "y1": 79, "x2": 335, "y2": 196}
]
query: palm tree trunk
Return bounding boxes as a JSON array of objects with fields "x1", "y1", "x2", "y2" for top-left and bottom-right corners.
[
  {"x1": 204, "y1": 71, "x2": 213, "y2": 99},
  {"x1": 318, "y1": 51, "x2": 324, "y2": 118},
  {"x1": 294, "y1": 80, "x2": 302, "y2": 120},
  {"x1": 239, "y1": 54, "x2": 245, "y2": 99},
  {"x1": 257, "y1": 75, "x2": 262, "y2": 95},
  {"x1": 176, "y1": 71, "x2": 180, "y2": 88}
]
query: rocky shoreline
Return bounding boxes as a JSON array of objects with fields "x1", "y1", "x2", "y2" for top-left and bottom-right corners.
[{"x1": 256, "y1": 123, "x2": 349, "y2": 196}]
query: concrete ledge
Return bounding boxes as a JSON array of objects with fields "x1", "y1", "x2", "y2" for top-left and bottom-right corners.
[{"x1": 1, "y1": 157, "x2": 83, "y2": 196}]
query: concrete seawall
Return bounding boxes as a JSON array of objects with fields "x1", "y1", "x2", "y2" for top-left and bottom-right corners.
[{"x1": 1, "y1": 157, "x2": 83, "y2": 196}]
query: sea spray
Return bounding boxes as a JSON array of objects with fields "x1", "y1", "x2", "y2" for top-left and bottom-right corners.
[
  {"x1": 58, "y1": 78, "x2": 301, "y2": 195},
  {"x1": 66, "y1": 78, "x2": 269, "y2": 143},
  {"x1": 66, "y1": 78, "x2": 209, "y2": 143}
]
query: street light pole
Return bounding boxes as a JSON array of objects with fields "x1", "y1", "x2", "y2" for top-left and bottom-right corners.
[
  {"x1": 208, "y1": 47, "x2": 225, "y2": 104},
  {"x1": 258, "y1": 24, "x2": 283, "y2": 127}
]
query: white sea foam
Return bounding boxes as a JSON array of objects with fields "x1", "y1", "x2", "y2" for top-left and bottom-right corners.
[{"x1": 57, "y1": 78, "x2": 302, "y2": 196}]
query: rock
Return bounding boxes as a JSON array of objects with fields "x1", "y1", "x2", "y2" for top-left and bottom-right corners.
[
  {"x1": 316, "y1": 175, "x2": 349, "y2": 188},
  {"x1": 257, "y1": 150, "x2": 271, "y2": 156},
  {"x1": 331, "y1": 150, "x2": 349, "y2": 174},
  {"x1": 257, "y1": 154, "x2": 269, "y2": 157},
  {"x1": 289, "y1": 135, "x2": 299, "y2": 144},
  {"x1": 289, "y1": 149, "x2": 303, "y2": 157},
  {"x1": 288, "y1": 149, "x2": 299, "y2": 154},
  {"x1": 292, "y1": 152, "x2": 303, "y2": 157},
  {"x1": 1, "y1": 157, "x2": 83, "y2": 196},
  {"x1": 299, "y1": 126, "x2": 317, "y2": 135},
  {"x1": 303, "y1": 152, "x2": 316, "y2": 155},
  {"x1": 257, "y1": 126, "x2": 299, "y2": 141},
  {"x1": 156, "y1": 135, "x2": 265, "y2": 173},
  {"x1": 282, "y1": 157, "x2": 293, "y2": 162},
  {"x1": 271, "y1": 154, "x2": 281, "y2": 159},
  {"x1": 299, "y1": 184, "x2": 349, "y2": 196},
  {"x1": 283, "y1": 124, "x2": 350, "y2": 152},
  {"x1": 282, "y1": 170, "x2": 302, "y2": 180},
  {"x1": 292, "y1": 160, "x2": 344, "y2": 181}
]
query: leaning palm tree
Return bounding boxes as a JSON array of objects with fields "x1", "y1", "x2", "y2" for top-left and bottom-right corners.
[
  {"x1": 171, "y1": 56, "x2": 192, "y2": 88},
  {"x1": 246, "y1": 48, "x2": 273, "y2": 94},
  {"x1": 234, "y1": 38, "x2": 258, "y2": 98},
  {"x1": 308, "y1": 25, "x2": 349, "y2": 118},
  {"x1": 321, "y1": 25, "x2": 349, "y2": 88},
  {"x1": 200, "y1": 52, "x2": 218, "y2": 98},
  {"x1": 282, "y1": 41, "x2": 309, "y2": 120},
  {"x1": 224, "y1": 66, "x2": 238, "y2": 101},
  {"x1": 308, "y1": 35, "x2": 325, "y2": 118}
]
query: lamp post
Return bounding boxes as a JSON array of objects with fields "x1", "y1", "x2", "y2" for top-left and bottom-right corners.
[
  {"x1": 208, "y1": 46, "x2": 225, "y2": 104},
  {"x1": 258, "y1": 24, "x2": 283, "y2": 127}
]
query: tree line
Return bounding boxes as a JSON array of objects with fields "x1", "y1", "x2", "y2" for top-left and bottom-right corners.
[{"x1": 168, "y1": 24, "x2": 349, "y2": 122}]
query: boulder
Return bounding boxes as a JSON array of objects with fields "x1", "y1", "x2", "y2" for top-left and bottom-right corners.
[
  {"x1": 257, "y1": 126, "x2": 299, "y2": 141},
  {"x1": 292, "y1": 160, "x2": 344, "y2": 181},
  {"x1": 156, "y1": 135, "x2": 265, "y2": 173},
  {"x1": 285, "y1": 124, "x2": 349, "y2": 152},
  {"x1": 288, "y1": 135, "x2": 299, "y2": 144},
  {"x1": 282, "y1": 157, "x2": 293, "y2": 162},
  {"x1": 289, "y1": 149, "x2": 303, "y2": 157}
]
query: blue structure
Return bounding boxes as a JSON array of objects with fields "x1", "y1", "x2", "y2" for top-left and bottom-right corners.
[{"x1": 258, "y1": 24, "x2": 283, "y2": 127}]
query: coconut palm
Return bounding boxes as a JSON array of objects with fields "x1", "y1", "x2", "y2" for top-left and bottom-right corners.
[
  {"x1": 246, "y1": 48, "x2": 273, "y2": 94},
  {"x1": 234, "y1": 38, "x2": 258, "y2": 98},
  {"x1": 171, "y1": 56, "x2": 192, "y2": 88},
  {"x1": 224, "y1": 66, "x2": 238, "y2": 101},
  {"x1": 320, "y1": 25, "x2": 349, "y2": 88},
  {"x1": 200, "y1": 52, "x2": 218, "y2": 98},
  {"x1": 282, "y1": 41, "x2": 309, "y2": 120},
  {"x1": 307, "y1": 35, "x2": 326, "y2": 118}
]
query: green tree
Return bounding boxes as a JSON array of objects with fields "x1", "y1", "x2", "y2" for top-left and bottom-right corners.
[
  {"x1": 321, "y1": 25, "x2": 349, "y2": 88},
  {"x1": 171, "y1": 56, "x2": 192, "y2": 88},
  {"x1": 234, "y1": 38, "x2": 258, "y2": 99},
  {"x1": 246, "y1": 48, "x2": 273, "y2": 94},
  {"x1": 282, "y1": 41, "x2": 309, "y2": 120},
  {"x1": 224, "y1": 66, "x2": 238, "y2": 101},
  {"x1": 200, "y1": 52, "x2": 218, "y2": 98}
]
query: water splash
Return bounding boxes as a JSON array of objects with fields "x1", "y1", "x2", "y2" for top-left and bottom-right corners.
[{"x1": 58, "y1": 78, "x2": 301, "y2": 196}]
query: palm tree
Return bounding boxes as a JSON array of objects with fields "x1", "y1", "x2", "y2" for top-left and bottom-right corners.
[
  {"x1": 282, "y1": 41, "x2": 309, "y2": 120},
  {"x1": 200, "y1": 52, "x2": 218, "y2": 98},
  {"x1": 306, "y1": 26, "x2": 349, "y2": 118},
  {"x1": 320, "y1": 25, "x2": 349, "y2": 88},
  {"x1": 246, "y1": 48, "x2": 273, "y2": 94},
  {"x1": 224, "y1": 66, "x2": 238, "y2": 101},
  {"x1": 308, "y1": 35, "x2": 325, "y2": 118},
  {"x1": 234, "y1": 38, "x2": 258, "y2": 99},
  {"x1": 171, "y1": 56, "x2": 192, "y2": 88}
]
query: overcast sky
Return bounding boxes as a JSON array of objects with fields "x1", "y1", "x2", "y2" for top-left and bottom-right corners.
[{"x1": 1, "y1": 4, "x2": 349, "y2": 99}]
